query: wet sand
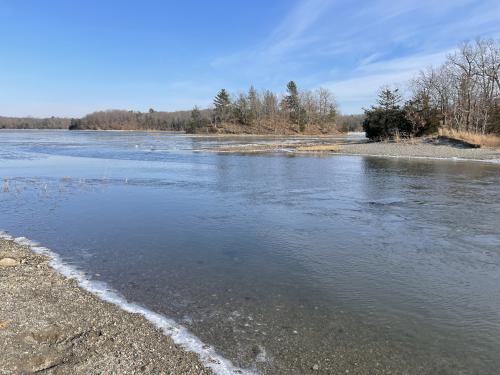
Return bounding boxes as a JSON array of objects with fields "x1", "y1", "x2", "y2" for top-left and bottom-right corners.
[{"x1": 0, "y1": 237, "x2": 214, "y2": 375}]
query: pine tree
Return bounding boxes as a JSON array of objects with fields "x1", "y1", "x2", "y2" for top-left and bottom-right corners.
[
  {"x1": 186, "y1": 106, "x2": 207, "y2": 133},
  {"x1": 191, "y1": 106, "x2": 202, "y2": 124},
  {"x1": 285, "y1": 81, "x2": 299, "y2": 109},
  {"x1": 233, "y1": 93, "x2": 250, "y2": 125},
  {"x1": 213, "y1": 89, "x2": 231, "y2": 123},
  {"x1": 363, "y1": 87, "x2": 410, "y2": 140},
  {"x1": 377, "y1": 87, "x2": 402, "y2": 110},
  {"x1": 285, "y1": 81, "x2": 307, "y2": 131},
  {"x1": 248, "y1": 85, "x2": 260, "y2": 123},
  {"x1": 327, "y1": 104, "x2": 337, "y2": 122}
]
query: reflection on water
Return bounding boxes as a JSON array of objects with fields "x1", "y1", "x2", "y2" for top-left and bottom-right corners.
[{"x1": 1, "y1": 130, "x2": 500, "y2": 374}]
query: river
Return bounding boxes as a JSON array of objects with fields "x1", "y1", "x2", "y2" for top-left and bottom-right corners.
[{"x1": 1, "y1": 130, "x2": 499, "y2": 374}]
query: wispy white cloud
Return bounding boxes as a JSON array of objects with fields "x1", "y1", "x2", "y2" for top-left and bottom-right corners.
[
  {"x1": 323, "y1": 50, "x2": 451, "y2": 113},
  {"x1": 211, "y1": 0, "x2": 334, "y2": 69},
  {"x1": 355, "y1": 50, "x2": 451, "y2": 75},
  {"x1": 3, "y1": 0, "x2": 499, "y2": 117},
  {"x1": 265, "y1": 0, "x2": 333, "y2": 56},
  {"x1": 209, "y1": 0, "x2": 500, "y2": 113}
]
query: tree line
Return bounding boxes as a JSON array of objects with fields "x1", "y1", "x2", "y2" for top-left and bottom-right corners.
[
  {"x1": 0, "y1": 111, "x2": 195, "y2": 131},
  {"x1": 187, "y1": 81, "x2": 339, "y2": 134},
  {"x1": 0, "y1": 82, "x2": 340, "y2": 134},
  {"x1": 0, "y1": 116, "x2": 70, "y2": 129},
  {"x1": 364, "y1": 38, "x2": 500, "y2": 140},
  {"x1": 68, "y1": 109, "x2": 201, "y2": 131}
]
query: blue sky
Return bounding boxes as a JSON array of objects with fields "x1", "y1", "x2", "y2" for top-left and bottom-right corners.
[{"x1": 1, "y1": 0, "x2": 499, "y2": 117}]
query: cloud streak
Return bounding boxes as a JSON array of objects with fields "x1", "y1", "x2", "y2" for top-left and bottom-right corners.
[
  {"x1": 2, "y1": 0, "x2": 500, "y2": 116},
  {"x1": 211, "y1": 0, "x2": 334, "y2": 71},
  {"x1": 323, "y1": 50, "x2": 452, "y2": 112},
  {"x1": 210, "y1": 0, "x2": 500, "y2": 113}
]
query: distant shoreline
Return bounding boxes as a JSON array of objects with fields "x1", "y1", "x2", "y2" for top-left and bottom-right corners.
[
  {"x1": 0, "y1": 128, "x2": 349, "y2": 137},
  {"x1": 0, "y1": 128, "x2": 183, "y2": 133}
]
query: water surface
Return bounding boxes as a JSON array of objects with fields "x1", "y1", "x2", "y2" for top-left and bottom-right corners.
[{"x1": 1, "y1": 130, "x2": 499, "y2": 374}]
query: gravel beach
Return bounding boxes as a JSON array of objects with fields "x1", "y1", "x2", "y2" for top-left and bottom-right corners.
[
  {"x1": 208, "y1": 137, "x2": 500, "y2": 162},
  {"x1": 335, "y1": 139, "x2": 500, "y2": 161},
  {"x1": 0, "y1": 237, "x2": 214, "y2": 375}
]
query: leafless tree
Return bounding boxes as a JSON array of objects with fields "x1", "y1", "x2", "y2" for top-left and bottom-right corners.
[{"x1": 412, "y1": 38, "x2": 500, "y2": 134}]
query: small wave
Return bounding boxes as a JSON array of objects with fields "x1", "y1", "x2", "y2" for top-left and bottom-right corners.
[
  {"x1": 366, "y1": 198, "x2": 406, "y2": 207},
  {"x1": 0, "y1": 231, "x2": 255, "y2": 375}
]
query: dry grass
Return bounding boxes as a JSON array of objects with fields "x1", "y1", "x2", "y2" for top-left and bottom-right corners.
[
  {"x1": 394, "y1": 130, "x2": 401, "y2": 143},
  {"x1": 404, "y1": 136, "x2": 419, "y2": 145},
  {"x1": 295, "y1": 144, "x2": 339, "y2": 152},
  {"x1": 439, "y1": 129, "x2": 500, "y2": 148},
  {"x1": 393, "y1": 131, "x2": 420, "y2": 145},
  {"x1": 211, "y1": 142, "x2": 341, "y2": 153}
]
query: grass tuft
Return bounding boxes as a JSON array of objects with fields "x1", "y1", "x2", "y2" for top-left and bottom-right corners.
[{"x1": 295, "y1": 144, "x2": 339, "y2": 152}]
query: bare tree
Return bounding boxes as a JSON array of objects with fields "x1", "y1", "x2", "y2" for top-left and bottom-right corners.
[{"x1": 412, "y1": 38, "x2": 500, "y2": 134}]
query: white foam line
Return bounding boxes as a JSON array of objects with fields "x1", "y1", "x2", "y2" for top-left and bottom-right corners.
[
  {"x1": 331, "y1": 152, "x2": 500, "y2": 164},
  {"x1": 0, "y1": 231, "x2": 255, "y2": 375}
]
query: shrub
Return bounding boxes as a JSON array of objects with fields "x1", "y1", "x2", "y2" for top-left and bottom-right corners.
[{"x1": 363, "y1": 107, "x2": 412, "y2": 140}]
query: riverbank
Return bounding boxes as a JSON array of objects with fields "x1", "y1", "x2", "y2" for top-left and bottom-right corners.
[
  {"x1": 335, "y1": 138, "x2": 500, "y2": 161},
  {"x1": 205, "y1": 137, "x2": 500, "y2": 162},
  {"x1": 0, "y1": 237, "x2": 217, "y2": 374}
]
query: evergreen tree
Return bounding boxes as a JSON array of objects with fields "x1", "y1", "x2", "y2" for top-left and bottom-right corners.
[
  {"x1": 377, "y1": 87, "x2": 402, "y2": 110},
  {"x1": 213, "y1": 89, "x2": 231, "y2": 123},
  {"x1": 285, "y1": 81, "x2": 300, "y2": 109},
  {"x1": 363, "y1": 87, "x2": 411, "y2": 140},
  {"x1": 248, "y1": 85, "x2": 260, "y2": 123},
  {"x1": 233, "y1": 93, "x2": 250, "y2": 125},
  {"x1": 284, "y1": 81, "x2": 307, "y2": 131},
  {"x1": 68, "y1": 118, "x2": 81, "y2": 130},
  {"x1": 186, "y1": 106, "x2": 209, "y2": 133},
  {"x1": 191, "y1": 106, "x2": 202, "y2": 124},
  {"x1": 327, "y1": 104, "x2": 337, "y2": 122}
]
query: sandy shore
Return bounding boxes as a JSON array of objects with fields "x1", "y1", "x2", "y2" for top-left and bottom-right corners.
[
  {"x1": 335, "y1": 139, "x2": 500, "y2": 161},
  {"x1": 0, "y1": 237, "x2": 214, "y2": 375},
  {"x1": 205, "y1": 137, "x2": 500, "y2": 162}
]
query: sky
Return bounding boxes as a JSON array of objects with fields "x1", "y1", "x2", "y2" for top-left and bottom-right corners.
[{"x1": 1, "y1": 0, "x2": 500, "y2": 117}]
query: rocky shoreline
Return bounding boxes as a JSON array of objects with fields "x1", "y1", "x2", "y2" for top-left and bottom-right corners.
[
  {"x1": 205, "y1": 137, "x2": 500, "y2": 162},
  {"x1": 0, "y1": 237, "x2": 215, "y2": 375},
  {"x1": 334, "y1": 139, "x2": 500, "y2": 161}
]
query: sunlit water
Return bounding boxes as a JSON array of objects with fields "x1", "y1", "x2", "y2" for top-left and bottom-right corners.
[{"x1": 1, "y1": 130, "x2": 499, "y2": 374}]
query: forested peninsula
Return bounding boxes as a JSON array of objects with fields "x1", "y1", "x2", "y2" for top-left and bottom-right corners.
[{"x1": 1, "y1": 81, "x2": 356, "y2": 135}]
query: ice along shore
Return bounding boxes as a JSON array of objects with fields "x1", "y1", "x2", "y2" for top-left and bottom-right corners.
[{"x1": 0, "y1": 235, "x2": 252, "y2": 375}]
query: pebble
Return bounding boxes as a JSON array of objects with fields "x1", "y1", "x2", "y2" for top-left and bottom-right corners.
[
  {"x1": 312, "y1": 364, "x2": 319, "y2": 370},
  {"x1": 0, "y1": 257, "x2": 18, "y2": 267}
]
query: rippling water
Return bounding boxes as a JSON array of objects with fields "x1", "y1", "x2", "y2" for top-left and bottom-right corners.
[{"x1": 1, "y1": 130, "x2": 499, "y2": 374}]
